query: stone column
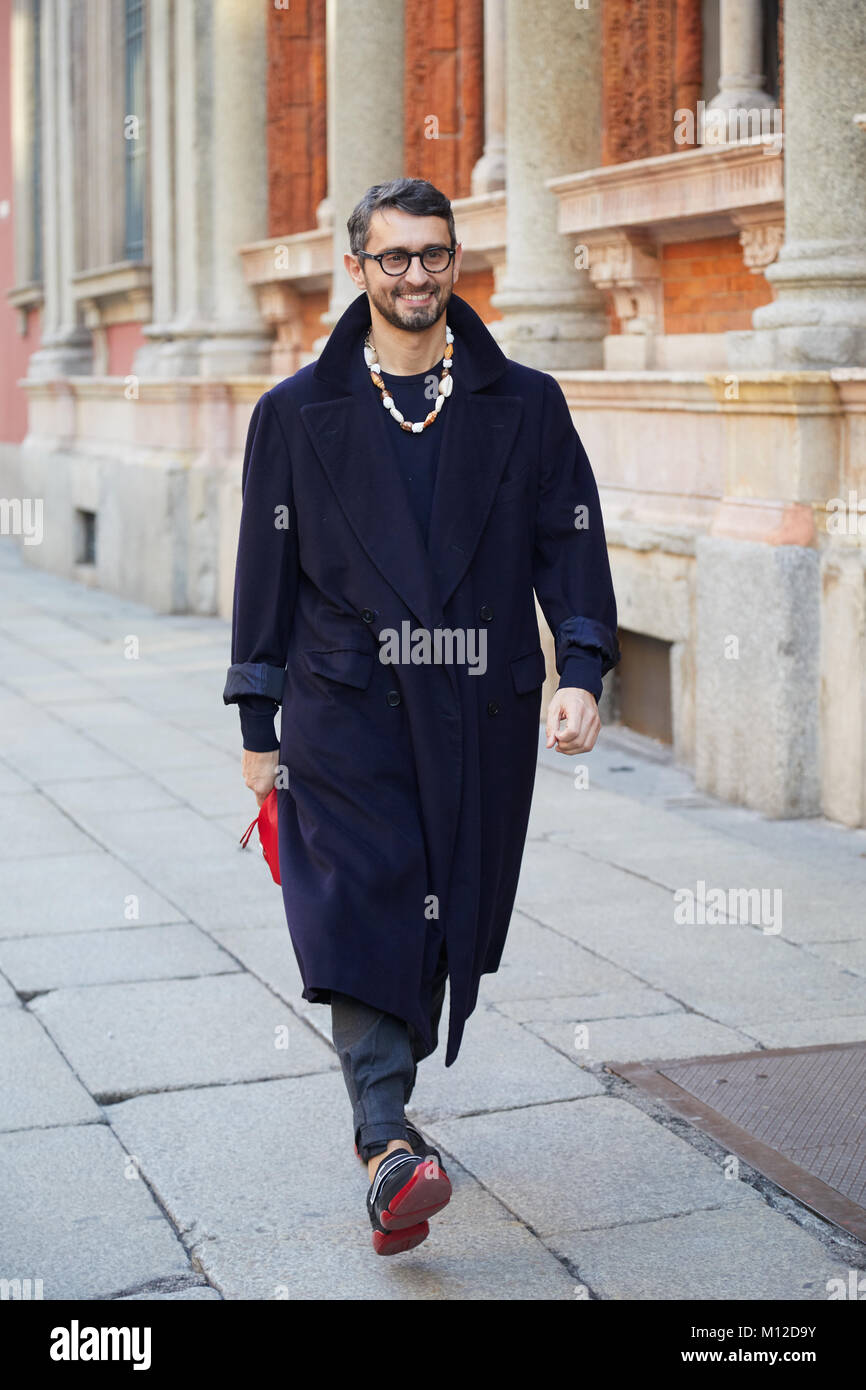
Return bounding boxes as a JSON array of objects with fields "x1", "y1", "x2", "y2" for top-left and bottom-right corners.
[
  {"x1": 138, "y1": 0, "x2": 213, "y2": 375},
  {"x1": 470, "y1": 0, "x2": 506, "y2": 195},
  {"x1": 133, "y1": 0, "x2": 175, "y2": 376},
  {"x1": 27, "y1": 0, "x2": 92, "y2": 379},
  {"x1": 729, "y1": 0, "x2": 866, "y2": 368},
  {"x1": 320, "y1": 0, "x2": 405, "y2": 332},
  {"x1": 199, "y1": 0, "x2": 272, "y2": 376},
  {"x1": 489, "y1": 0, "x2": 606, "y2": 369},
  {"x1": 707, "y1": 0, "x2": 776, "y2": 130},
  {"x1": 140, "y1": 0, "x2": 271, "y2": 377}
]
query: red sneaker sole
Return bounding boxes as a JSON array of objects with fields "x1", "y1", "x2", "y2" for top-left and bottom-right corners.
[
  {"x1": 372, "y1": 1221, "x2": 429, "y2": 1256},
  {"x1": 379, "y1": 1160, "x2": 452, "y2": 1231}
]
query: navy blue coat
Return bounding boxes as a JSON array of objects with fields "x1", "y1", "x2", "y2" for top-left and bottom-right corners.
[{"x1": 223, "y1": 290, "x2": 620, "y2": 1066}]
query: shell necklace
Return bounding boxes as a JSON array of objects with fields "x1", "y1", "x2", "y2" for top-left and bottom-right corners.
[{"x1": 363, "y1": 324, "x2": 454, "y2": 433}]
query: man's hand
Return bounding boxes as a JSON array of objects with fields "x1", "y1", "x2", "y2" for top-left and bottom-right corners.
[
  {"x1": 242, "y1": 748, "x2": 280, "y2": 808},
  {"x1": 545, "y1": 688, "x2": 600, "y2": 755}
]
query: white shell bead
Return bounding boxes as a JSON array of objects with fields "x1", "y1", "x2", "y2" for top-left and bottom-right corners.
[
  {"x1": 382, "y1": 395, "x2": 394, "y2": 409},
  {"x1": 389, "y1": 407, "x2": 404, "y2": 423},
  {"x1": 442, "y1": 357, "x2": 452, "y2": 369},
  {"x1": 364, "y1": 345, "x2": 375, "y2": 366},
  {"x1": 438, "y1": 374, "x2": 453, "y2": 396},
  {"x1": 434, "y1": 394, "x2": 445, "y2": 411},
  {"x1": 446, "y1": 328, "x2": 454, "y2": 342},
  {"x1": 370, "y1": 362, "x2": 380, "y2": 374},
  {"x1": 412, "y1": 421, "x2": 425, "y2": 433}
]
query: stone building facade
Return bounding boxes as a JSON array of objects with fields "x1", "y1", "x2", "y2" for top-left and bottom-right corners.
[{"x1": 1, "y1": 0, "x2": 865, "y2": 826}]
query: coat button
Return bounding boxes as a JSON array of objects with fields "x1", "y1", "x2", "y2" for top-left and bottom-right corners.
[
  {"x1": 487, "y1": 700, "x2": 500, "y2": 716},
  {"x1": 360, "y1": 608, "x2": 375, "y2": 623},
  {"x1": 386, "y1": 690, "x2": 401, "y2": 707},
  {"x1": 479, "y1": 604, "x2": 494, "y2": 621}
]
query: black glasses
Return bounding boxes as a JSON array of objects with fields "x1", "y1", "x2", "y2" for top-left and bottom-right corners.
[{"x1": 357, "y1": 245, "x2": 456, "y2": 276}]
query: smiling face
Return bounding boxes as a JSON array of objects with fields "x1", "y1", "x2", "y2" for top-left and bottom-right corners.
[{"x1": 350, "y1": 207, "x2": 462, "y2": 334}]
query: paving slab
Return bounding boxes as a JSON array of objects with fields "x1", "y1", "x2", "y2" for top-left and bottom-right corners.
[
  {"x1": 427, "y1": 1095, "x2": 760, "y2": 1238},
  {"x1": 0, "y1": 972, "x2": 19, "y2": 1007},
  {"x1": 44, "y1": 772, "x2": 180, "y2": 820},
  {"x1": 0, "y1": 723, "x2": 134, "y2": 783},
  {"x1": 0, "y1": 923, "x2": 241, "y2": 992},
  {"x1": 733, "y1": 1015, "x2": 866, "y2": 1049},
  {"x1": 524, "y1": 1011, "x2": 759, "y2": 1066},
  {"x1": 0, "y1": 1009, "x2": 102, "y2": 1129},
  {"x1": 804, "y1": 940, "x2": 866, "y2": 977},
  {"x1": 164, "y1": 857, "x2": 288, "y2": 932},
  {"x1": 4, "y1": 672, "x2": 113, "y2": 703},
  {"x1": 515, "y1": 841, "x2": 866, "y2": 1029},
  {"x1": 0, "y1": 791, "x2": 102, "y2": 861},
  {"x1": 0, "y1": 759, "x2": 31, "y2": 795},
  {"x1": 44, "y1": 802, "x2": 240, "y2": 866},
  {"x1": 478, "y1": 910, "x2": 639, "y2": 1001},
  {"x1": 0, "y1": 614, "x2": 112, "y2": 654},
  {"x1": 31, "y1": 973, "x2": 338, "y2": 1098},
  {"x1": 550, "y1": 1203, "x2": 854, "y2": 1300},
  {"x1": 548, "y1": 824, "x2": 866, "y2": 945},
  {"x1": 214, "y1": 926, "x2": 312, "y2": 1005},
  {"x1": 142, "y1": 764, "x2": 253, "y2": 820},
  {"x1": 0, "y1": 1123, "x2": 192, "y2": 1299},
  {"x1": 408, "y1": 1002, "x2": 605, "y2": 1122},
  {"x1": 118, "y1": 1285, "x2": 223, "y2": 1300},
  {"x1": 108, "y1": 1074, "x2": 577, "y2": 1299},
  {"x1": 495, "y1": 986, "x2": 686, "y2": 1024},
  {"x1": 76, "y1": 718, "x2": 221, "y2": 772},
  {"x1": 48, "y1": 699, "x2": 166, "y2": 730},
  {"x1": 0, "y1": 853, "x2": 185, "y2": 938}
]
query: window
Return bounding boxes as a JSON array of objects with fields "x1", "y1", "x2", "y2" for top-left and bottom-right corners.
[
  {"x1": 123, "y1": 0, "x2": 146, "y2": 261},
  {"x1": 31, "y1": 0, "x2": 43, "y2": 282}
]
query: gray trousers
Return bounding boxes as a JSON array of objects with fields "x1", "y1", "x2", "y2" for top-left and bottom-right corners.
[{"x1": 330, "y1": 945, "x2": 449, "y2": 1162}]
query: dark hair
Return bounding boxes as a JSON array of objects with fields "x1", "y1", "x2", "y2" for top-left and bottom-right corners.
[{"x1": 347, "y1": 178, "x2": 456, "y2": 256}]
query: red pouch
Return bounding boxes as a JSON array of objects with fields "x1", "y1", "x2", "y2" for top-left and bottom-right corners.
[{"x1": 239, "y1": 786, "x2": 280, "y2": 885}]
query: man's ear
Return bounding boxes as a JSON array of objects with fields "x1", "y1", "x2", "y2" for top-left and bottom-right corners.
[
  {"x1": 452, "y1": 242, "x2": 463, "y2": 287},
  {"x1": 344, "y1": 252, "x2": 365, "y2": 290}
]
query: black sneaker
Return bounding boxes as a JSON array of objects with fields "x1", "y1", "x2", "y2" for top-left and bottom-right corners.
[
  {"x1": 405, "y1": 1122, "x2": 446, "y2": 1170},
  {"x1": 354, "y1": 1123, "x2": 447, "y2": 1171},
  {"x1": 366, "y1": 1148, "x2": 452, "y2": 1256}
]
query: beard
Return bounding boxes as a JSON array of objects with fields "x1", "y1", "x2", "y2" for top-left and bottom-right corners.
[{"x1": 365, "y1": 276, "x2": 454, "y2": 333}]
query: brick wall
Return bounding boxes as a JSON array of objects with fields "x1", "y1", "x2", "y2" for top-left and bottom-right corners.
[
  {"x1": 453, "y1": 267, "x2": 499, "y2": 323},
  {"x1": 267, "y1": 0, "x2": 326, "y2": 237},
  {"x1": 661, "y1": 236, "x2": 773, "y2": 334},
  {"x1": 404, "y1": 0, "x2": 484, "y2": 199}
]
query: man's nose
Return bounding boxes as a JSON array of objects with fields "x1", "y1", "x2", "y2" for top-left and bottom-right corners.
[{"x1": 403, "y1": 257, "x2": 431, "y2": 285}]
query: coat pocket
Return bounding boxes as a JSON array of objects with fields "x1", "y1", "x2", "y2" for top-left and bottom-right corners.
[
  {"x1": 303, "y1": 648, "x2": 375, "y2": 690},
  {"x1": 493, "y1": 465, "x2": 530, "y2": 505},
  {"x1": 509, "y1": 647, "x2": 547, "y2": 694}
]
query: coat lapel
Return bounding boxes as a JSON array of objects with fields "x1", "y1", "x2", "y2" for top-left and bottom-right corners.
[
  {"x1": 300, "y1": 291, "x2": 523, "y2": 630},
  {"x1": 427, "y1": 383, "x2": 523, "y2": 611}
]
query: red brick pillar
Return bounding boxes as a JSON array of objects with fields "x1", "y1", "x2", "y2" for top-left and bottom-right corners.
[
  {"x1": 267, "y1": 0, "x2": 327, "y2": 236},
  {"x1": 403, "y1": 0, "x2": 484, "y2": 198}
]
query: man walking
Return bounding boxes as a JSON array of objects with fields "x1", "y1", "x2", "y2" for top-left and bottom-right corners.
[{"x1": 223, "y1": 178, "x2": 620, "y2": 1255}]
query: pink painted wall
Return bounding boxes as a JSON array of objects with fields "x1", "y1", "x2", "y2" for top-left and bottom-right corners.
[
  {"x1": 106, "y1": 320, "x2": 146, "y2": 377},
  {"x1": 0, "y1": 0, "x2": 40, "y2": 443}
]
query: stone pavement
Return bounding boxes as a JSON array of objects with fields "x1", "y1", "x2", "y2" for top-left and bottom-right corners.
[{"x1": 1, "y1": 536, "x2": 865, "y2": 1301}]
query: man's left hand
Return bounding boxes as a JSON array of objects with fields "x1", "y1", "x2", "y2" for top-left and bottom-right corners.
[{"x1": 545, "y1": 687, "x2": 601, "y2": 755}]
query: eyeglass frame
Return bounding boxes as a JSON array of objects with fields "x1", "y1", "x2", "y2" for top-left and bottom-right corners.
[{"x1": 355, "y1": 244, "x2": 457, "y2": 276}]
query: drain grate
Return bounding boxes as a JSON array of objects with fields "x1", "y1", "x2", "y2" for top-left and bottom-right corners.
[{"x1": 609, "y1": 1041, "x2": 866, "y2": 1242}]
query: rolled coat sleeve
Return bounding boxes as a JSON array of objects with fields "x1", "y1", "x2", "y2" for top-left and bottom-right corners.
[
  {"x1": 222, "y1": 390, "x2": 299, "y2": 750},
  {"x1": 531, "y1": 374, "x2": 621, "y2": 702}
]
